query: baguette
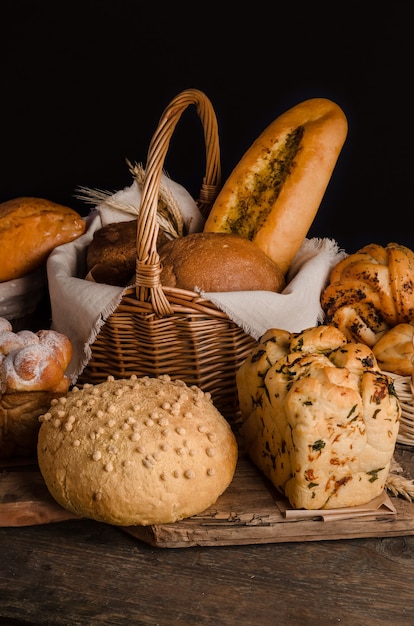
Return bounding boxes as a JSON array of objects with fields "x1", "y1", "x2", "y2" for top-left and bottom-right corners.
[{"x1": 203, "y1": 98, "x2": 348, "y2": 275}]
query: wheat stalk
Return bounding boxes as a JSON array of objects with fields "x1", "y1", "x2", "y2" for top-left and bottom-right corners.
[
  {"x1": 75, "y1": 160, "x2": 186, "y2": 239},
  {"x1": 386, "y1": 472, "x2": 414, "y2": 502},
  {"x1": 76, "y1": 186, "x2": 139, "y2": 214},
  {"x1": 127, "y1": 160, "x2": 184, "y2": 238}
]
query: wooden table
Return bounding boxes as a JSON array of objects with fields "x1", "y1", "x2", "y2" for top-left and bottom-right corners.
[{"x1": 1, "y1": 446, "x2": 414, "y2": 625}]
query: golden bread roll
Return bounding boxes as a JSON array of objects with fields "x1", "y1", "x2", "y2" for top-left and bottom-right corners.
[
  {"x1": 237, "y1": 326, "x2": 400, "y2": 510},
  {"x1": 372, "y1": 323, "x2": 414, "y2": 376},
  {"x1": 37, "y1": 375, "x2": 238, "y2": 526},
  {"x1": 0, "y1": 328, "x2": 72, "y2": 393},
  {"x1": 0, "y1": 197, "x2": 86, "y2": 281},
  {"x1": 321, "y1": 242, "x2": 414, "y2": 374},
  {"x1": 203, "y1": 98, "x2": 348, "y2": 274},
  {"x1": 326, "y1": 302, "x2": 389, "y2": 348},
  {"x1": 159, "y1": 232, "x2": 286, "y2": 292}
]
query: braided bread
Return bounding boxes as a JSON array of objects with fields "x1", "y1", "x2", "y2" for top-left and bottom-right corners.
[
  {"x1": 372, "y1": 322, "x2": 414, "y2": 376},
  {"x1": 321, "y1": 243, "x2": 414, "y2": 374},
  {"x1": 0, "y1": 318, "x2": 72, "y2": 457}
]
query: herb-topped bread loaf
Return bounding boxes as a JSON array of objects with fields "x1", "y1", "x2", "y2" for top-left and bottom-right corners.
[{"x1": 237, "y1": 325, "x2": 401, "y2": 510}]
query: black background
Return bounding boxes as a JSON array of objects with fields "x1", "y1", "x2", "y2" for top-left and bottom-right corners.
[{"x1": 1, "y1": 1, "x2": 412, "y2": 253}]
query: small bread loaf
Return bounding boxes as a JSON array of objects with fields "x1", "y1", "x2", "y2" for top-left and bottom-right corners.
[
  {"x1": 237, "y1": 325, "x2": 401, "y2": 510},
  {"x1": 159, "y1": 232, "x2": 286, "y2": 292},
  {"x1": 37, "y1": 375, "x2": 238, "y2": 526},
  {"x1": 0, "y1": 197, "x2": 86, "y2": 281},
  {"x1": 85, "y1": 219, "x2": 171, "y2": 286}
]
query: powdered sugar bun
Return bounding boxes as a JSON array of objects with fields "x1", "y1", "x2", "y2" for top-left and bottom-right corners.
[
  {"x1": 0, "y1": 318, "x2": 12, "y2": 333},
  {"x1": 16, "y1": 330, "x2": 40, "y2": 346},
  {"x1": 0, "y1": 319, "x2": 73, "y2": 458},
  {"x1": 0, "y1": 343, "x2": 70, "y2": 393},
  {"x1": 0, "y1": 331, "x2": 25, "y2": 356},
  {"x1": 37, "y1": 329, "x2": 72, "y2": 370}
]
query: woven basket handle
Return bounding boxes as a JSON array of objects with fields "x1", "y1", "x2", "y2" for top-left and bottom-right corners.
[{"x1": 135, "y1": 89, "x2": 221, "y2": 316}]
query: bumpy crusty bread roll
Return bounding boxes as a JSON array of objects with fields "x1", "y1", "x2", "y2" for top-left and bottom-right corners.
[
  {"x1": 0, "y1": 197, "x2": 86, "y2": 282},
  {"x1": 159, "y1": 232, "x2": 286, "y2": 293},
  {"x1": 237, "y1": 325, "x2": 401, "y2": 510},
  {"x1": 37, "y1": 375, "x2": 238, "y2": 526},
  {"x1": 321, "y1": 242, "x2": 414, "y2": 374}
]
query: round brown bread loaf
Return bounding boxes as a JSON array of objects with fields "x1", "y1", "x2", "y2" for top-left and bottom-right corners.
[
  {"x1": 86, "y1": 219, "x2": 138, "y2": 286},
  {"x1": 37, "y1": 375, "x2": 238, "y2": 526},
  {"x1": 86, "y1": 219, "x2": 170, "y2": 286},
  {"x1": 159, "y1": 232, "x2": 286, "y2": 292}
]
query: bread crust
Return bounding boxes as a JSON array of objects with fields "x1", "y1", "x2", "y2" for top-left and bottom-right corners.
[
  {"x1": 159, "y1": 232, "x2": 285, "y2": 293},
  {"x1": 0, "y1": 318, "x2": 72, "y2": 458},
  {"x1": 0, "y1": 390, "x2": 68, "y2": 458},
  {"x1": 321, "y1": 242, "x2": 414, "y2": 364},
  {"x1": 0, "y1": 328, "x2": 72, "y2": 393},
  {"x1": 37, "y1": 375, "x2": 238, "y2": 526},
  {"x1": 86, "y1": 219, "x2": 170, "y2": 286},
  {"x1": 0, "y1": 197, "x2": 86, "y2": 281},
  {"x1": 372, "y1": 322, "x2": 414, "y2": 376},
  {"x1": 204, "y1": 98, "x2": 348, "y2": 274},
  {"x1": 237, "y1": 326, "x2": 400, "y2": 510}
]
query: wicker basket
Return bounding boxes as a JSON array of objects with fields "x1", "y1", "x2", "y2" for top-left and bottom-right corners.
[
  {"x1": 391, "y1": 372, "x2": 414, "y2": 447},
  {"x1": 79, "y1": 89, "x2": 257, "y2": 422}
]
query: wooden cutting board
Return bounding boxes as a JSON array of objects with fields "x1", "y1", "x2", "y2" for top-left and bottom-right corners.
[{"x1": 1, "y1": 449, "x2": 414, "y2": 548}]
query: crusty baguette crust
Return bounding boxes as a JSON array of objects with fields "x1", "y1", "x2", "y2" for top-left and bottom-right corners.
[{"x1": 203, "y1": 98, "x2": 348, "y2": 274}]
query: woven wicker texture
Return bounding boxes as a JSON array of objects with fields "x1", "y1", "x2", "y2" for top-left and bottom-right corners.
[
  {"x1": 391, "y1": 373, "x2": 414, "y2": 447},
  {"x1": 79, "y1": 89, "x2": 257, "y2": 422}
]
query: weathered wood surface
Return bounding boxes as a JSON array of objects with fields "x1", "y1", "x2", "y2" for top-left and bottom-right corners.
[
  {"x1": 0, "y1": 446, "x2": 413, "y2": 625},
  {"x1": 1, "y1": 446, "x2": 414, "y2": 548},
  {"x1": 1, "y1": 507, "x2": 414, "y2": 624}
]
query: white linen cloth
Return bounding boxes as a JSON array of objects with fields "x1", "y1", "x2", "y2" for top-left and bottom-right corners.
[
  {"x1": 47, "y1": 178, "x2": 346, "y2": 384},
  {"x1": 199, "y1": 237, "x2": 346, "y2": 341}
]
